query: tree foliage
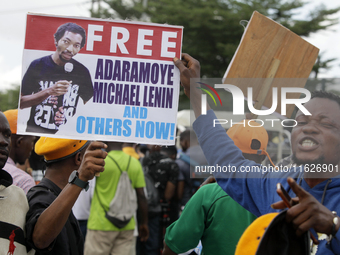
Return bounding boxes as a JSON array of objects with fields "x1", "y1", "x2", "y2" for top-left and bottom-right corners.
[
  {"x1": 90, "y1": 0, "x2": 339, "y2": 109},
  {"x1": 91, "y1": 0, "x2": 339, "y2": 78},
  {"x1": 0, "y1": 85, "x2": 20, "y2": 112}
]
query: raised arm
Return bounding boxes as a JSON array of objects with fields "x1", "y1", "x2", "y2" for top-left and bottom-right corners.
[
  {"x1": 136, "y1": 187, "x2": 149, "y2": 242},
  {"x1": 31, "y1": 142, "x2": 107, "y2": 249},
  {"x1": 173, "y1": 54, "x2": 210, "y2": 118}
]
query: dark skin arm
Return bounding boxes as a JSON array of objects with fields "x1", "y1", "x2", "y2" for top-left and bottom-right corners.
[
  {"x1": 164, "y1": 181, "x2": 176, "y2": 202},
  {"x1": 136, "y1": 187, "x2": 149, "y2": 242},
  {"x1": 176, "y1": 180, "x2": 185, "y2": 202},
  {"x1": 173, "y1": 53, "x2": 210, "y2": 118},
  {"x1": 271, "y1": 177, "x2": 340, "y2": 238},
  {"x1": 20, "y1": 80, "x2": 71, "y2": 109},
  {"x1": 199, "y1": 176, "x2": 216, "y2": 188},
  {"x1": 163, "y1": 241, "x2": 178, "y2": 255},
  {"x1": 32, "y1": 142, "x2": 107, "y2": 249}
]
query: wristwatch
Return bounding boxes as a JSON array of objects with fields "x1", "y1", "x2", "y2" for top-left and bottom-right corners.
[
  {"x1": 68, "y1": 170, "x2": 89, "y2": 191},
  {"x1": 326, "y1": 211, "x2": 339, "y2": 244}
]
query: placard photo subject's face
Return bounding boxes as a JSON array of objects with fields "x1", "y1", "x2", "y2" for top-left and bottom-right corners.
[{"x1": 55, "y1": 31, "x2": 83, "y2": 63}]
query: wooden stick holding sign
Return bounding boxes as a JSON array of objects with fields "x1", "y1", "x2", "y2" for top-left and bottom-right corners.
[{"x1": 250, "y1": 58, "x2": 281, "y2": 119}]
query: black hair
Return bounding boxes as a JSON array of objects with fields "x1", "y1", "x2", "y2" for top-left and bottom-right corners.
[
  {"x1": 180, "y1": 130, "x2": 191, "y2": 141},
  {"x1": 54, "y1": 23, "x2": 86, "y2": 48},
  {"x1": 160, "y1": 146, "x2": 178, "y2": 157},
  {"x1": 180, "y1": 129, "x2": 198, "y2": 142},
  {"x1": 311, "y1": 90, "x2": 340, "y2": 108}
]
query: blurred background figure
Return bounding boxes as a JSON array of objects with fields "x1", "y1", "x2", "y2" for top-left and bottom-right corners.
[
  {"x1": 138, "y1": 144, "x2": 179, "y2": 255},
  {"x1": 85, "y1": 142, "x2": 148, "y2": 255},
  {"x1": 72, "y1": 178, "x2": 96, "y2": 241},
  {"x1": 3, "y1": 109, "x2": 36, "y2": 194},
  {"x1": 163, "y1": 120, "x2": 270, "y2": 255}
]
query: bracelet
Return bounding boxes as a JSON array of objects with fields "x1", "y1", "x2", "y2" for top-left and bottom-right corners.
[{"x1": 326, "y1": 211, "x2": 339, "y2": 244}]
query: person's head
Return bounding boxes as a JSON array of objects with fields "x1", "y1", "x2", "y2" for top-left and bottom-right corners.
[
  {"x1": 136, "y1": 144, "x2": 148, "y2": 157},
  {"x1": 122, "y1": 143, "x2": 135, "y2": 148},
  {"x1": 179, "y1": 129, "x2": 199, "y2": 152},
  {"x1": 0, "y1": 111, "x2": 11, "y2": 169},
  {"x1": 147, "y1": 144, "x2": 161, "y2": 153},
  {"x1": 107, "y1": 142, "x2": 123, "y2": 151},
  {"x1": 179, "y1": 130, "x2": 190, "y2": 152},
  {"x1": 35, "y1": 137, "x2": 89, "y2": 169},
  {"x1": 160, "y1": 146, "x2": 178, "y2": 160},
  {"x1": 227, "y1": 120, "x2": 269, "y2": 164},
  {"x1": 54, "y1": 23, "x2": 86, "y2": 63},
  {"x1": 3, "y1": 109, "x2": 36, "y2": 165},
  {"x1": 291, "y1": 91, "x2": 340, "y2": 168}
]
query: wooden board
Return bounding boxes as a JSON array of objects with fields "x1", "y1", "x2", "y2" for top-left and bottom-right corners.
[{"x1": 223, "y1": 11, "x2": 319, "y2": 118}]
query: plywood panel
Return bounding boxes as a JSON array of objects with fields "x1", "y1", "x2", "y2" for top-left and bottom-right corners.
[{"x1": 223, "y1": 11, "x2": 319, "y2": 117}]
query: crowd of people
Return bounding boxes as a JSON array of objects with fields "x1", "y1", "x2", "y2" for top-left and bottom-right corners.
[
  {"x1": 0, "y1": 106, "x2": 210, "y2": 255},
  {"x1": 2, "y1": 50, "x2": 340, "y2": 255}
]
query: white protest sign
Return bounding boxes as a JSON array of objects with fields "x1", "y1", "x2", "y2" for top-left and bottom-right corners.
[{"x1": 17, "y1": 13, "x2": 183, "y2": 145}]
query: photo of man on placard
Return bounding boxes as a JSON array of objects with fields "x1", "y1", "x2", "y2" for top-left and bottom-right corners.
[{"x1": 20, "y1": 22, "x2": 94, "y2": 134}]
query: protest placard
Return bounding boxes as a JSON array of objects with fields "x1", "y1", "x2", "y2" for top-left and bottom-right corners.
[
  {"x1": 222, "y1": 11, "x2": 319, "y2": 118},
  {"x1": 17, "y1": 13, "x2": 183, "y2": 145}
]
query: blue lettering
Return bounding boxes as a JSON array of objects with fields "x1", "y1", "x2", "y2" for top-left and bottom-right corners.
[
  {"x1": 123, "y1": 119, "x2": 132, "y2": 137},
  {"x1": 113, "y1": 119, "x2": 122, "y2": 136},
  {"x1": 86, "y1": 117, "x2": 95, "y2": 134},
  {"x1": 105, "y1": 118, "x2": 113, "y2": 135},
  {"x1": 145, "y1": 121, "x2": 154, "y2": 138},
  {"x1": 155, "y1": 122, "x2": 170, "y2": 139},
  {"x1": 76, "y1": 116, "x2": 86, "y2": 133},
  {"x1": 123, "y1": 106, "x2": 131, "y2": 118},
  {"x1": 170, "y1": 123, "x2": 175, "y2": 140},
  {"x1": 135, "y1": 121, "x2": 145, "y2": 138},
  {"x1": 140, "y1": 108, "x2": 147, "y2": 119},
  {"x1": 132, "y1": 107, "x2": 139, "y2": 118},
  {"x1": 95, "y1": 118, "x2": 105, "y2": 135}
]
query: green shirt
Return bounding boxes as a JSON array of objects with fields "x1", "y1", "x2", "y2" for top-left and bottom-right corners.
[
  {"x1": 87, "y1": 150, "x2": 145, "y2": 231},
  {"x1": 165, "y1": 183, "x2": 256, "y2": 255}
]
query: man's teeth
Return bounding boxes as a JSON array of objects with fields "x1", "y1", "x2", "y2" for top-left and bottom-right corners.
[{"x1": 302, "y1": 140, "x2": 316, "y2": 147}]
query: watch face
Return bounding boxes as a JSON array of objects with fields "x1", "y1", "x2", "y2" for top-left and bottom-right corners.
[
  {"x1": 68, "y1": 170, "x2": 77, "y2": 183},
  {"x1": 68, "y1": 170, "x2": 89, "y2": 191}
]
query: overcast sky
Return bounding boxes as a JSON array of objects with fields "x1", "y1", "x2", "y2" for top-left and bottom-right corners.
[{"x1": 1, "y1": 0, "x2": 340, "y2": 92}]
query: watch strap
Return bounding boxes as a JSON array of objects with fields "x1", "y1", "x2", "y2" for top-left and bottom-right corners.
[
  {"x1": 69, "y1": 171, "x2": 89, "y2": 191},
  {"x1": 73, "y1": 177, "x2": 89, "y2": 191}
]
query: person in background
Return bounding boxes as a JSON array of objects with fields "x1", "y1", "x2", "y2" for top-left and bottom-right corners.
[
  {"x1": 136, "y1": 144, "x2": 148, "y2": 160},
  {"x1": 175, "y1": 129, "x2": 202, "y2": 211},
  {"x1": 163, "y1": 120, "x2": 269, "y2": 255},
  {"x1": 85, "y1": 142, "x2": 148, "y2": 255},
  {"x1": 160, "y1": 146, "x2": 182, "y2": 223},
  {"x1": 0, "y1": 110, "x2": 34, "y2": 254},
  {"x1": 138, "y1": 144, "x2": 179, "y2": 255},
  {"x1": 72, "y1": 178, "x2": 96, "y2": 240},
  {"x1": 123, "y1": 143, "x2": 140, "y2": 160},
  {"x1": 122, "y1": 142, "x2": 142, "y2": 255},
  {"x1": 3, "y1": 109, "x2": 36, "y2": 194},
  {"x1": 28, "y1": 140, "x2": 46, "y2": 184}
]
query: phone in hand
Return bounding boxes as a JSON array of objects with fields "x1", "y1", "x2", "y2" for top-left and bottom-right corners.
[{"x1": 276, "y1": 183, "x2": 292, "y2": 208}]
